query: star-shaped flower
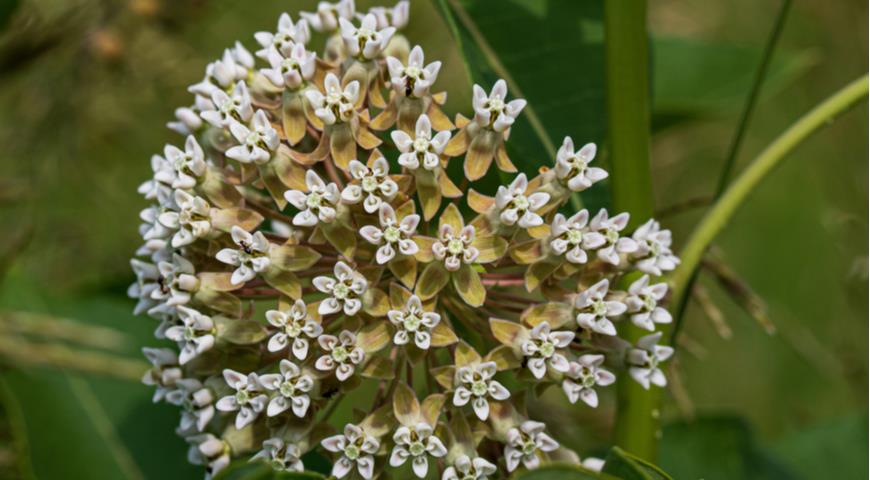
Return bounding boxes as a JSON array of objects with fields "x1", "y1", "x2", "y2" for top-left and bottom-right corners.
[
  {"x1": 472, "y1": 79, "x2": 526, "y2": 133},
  {"x1": 227, "y1": 110, "x2": 280, "y2": 165},
  {"x1": 251, "y1": 438, "x2": 304, "y2": 473},
  {"x1": 259, "y1": 359, "x2": 314, "y2": 417},
  {"x1": 495, "y1": 173, "x2": 550, "y2": 228},
  {"x1": 587, "y1": 209, "x2": 638, "y2": 265},
  {"x1": 216, "y1": 226, "x2": 272, "y2": 285},
  {"x1": 386, "y1": 45, "x2": 441, "y2": 98},
  {"x1": 360, "y1": 203, "x2": 419, "y2": 264},
  {"x1": 387, "y1": 294, "x2": 439, "y2": 349},
  {"x1": 362, "y1": 1, "x2": 410, "y2": 30},
  {"x1": 573, "y1": 279, "x2": 626, "y2": 336},
  {"x1": 200, "y1": 81, "x2": 253, "y2": 129},
  {"x1": 550, "y1": 210, "x2": 606, "y2": 264},
  {"x1": 261, "y1": 43, "x2": 316, "y2": 90},
  {"x1": 187, "y1": 434, "x2": 231, "y2": 480},
  {"x1": 141, "y1": 347, "x2": 182, "y2": 403},
  {"x1": 339, "y1": 13, "x2": 396, "y2": 60},
  {"x1": 504, "y1": 420, "x2": 559, "y2": 472},
  {"x1": 304, "y1": 73, "x2": 359, "y2": 125},
  {"x1": 265, "y1": 299, "x2": 323, "y2": 359},
  {"x1": 284, "y1": 170, "x2": 340, "y2": 227},
  {"x1": 315, "y1": 330, "x2": 365, "y2": 381},
  {"x1": 313, "y1": 261, "x2": 368, "y2": 316},
  {"x1": 631, "y1": 219, "x2": 680, "y2": 276},
  {"x1": 301, "y1": 0, "x2": 356, "y2": 33},
  {"x1": 254, "y1": 13, "x2": 310, "y2": 58},
  {"x1": 389, "y1": 422, "x2": 448, "y2": 478},
  {"x1": 165, "y1": 378, "x2": 215, "y2": 433},
  {"x1": 521, "y1": 322, "x2": 574, "y2": 379},
  {"x1": 562, "y1": 354, "x2": 615, "y2": 407},
  {"x1": 215, "y1": 369, "x2": 269, "y2": 429},
  {"x1": 158, "y1": 189, "x2": 212, "y2": 248},
  {"x1": 452, "y1": 360, "x2": 510, "y2": 420},
  {"x1": 341, "y1": 156, "x2": 398, "y2": 213},
  {"x1": 165, "y1": 306, "x2": 215, "y2": 365},
  {"x1": 442, "y1": 455, "x2": 498, "y2": 480},
  {"x1": 151, "y1": 253, "x2": 198, "y2": 312},
  {"x1": 321, "y1": 423, "x2": 380, "y2": 479},
  {"x1": 392, "y1": 114, "x2": 451, "y2": 171},
  {"x1": 624, "y1": 274, "x2": 672, "y2": 331},
  {"x1": 627, "y1": 332, "x2": 674, "y2": 390},
  {"x1": 554, "y1": 137, "x2": 608, "y2": 192}
]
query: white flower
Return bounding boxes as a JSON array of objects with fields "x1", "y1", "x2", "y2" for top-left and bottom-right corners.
[
  {"x1": 138, "y1": 153, "x2": 175, "y2": 201},
  {"x1": 582, "y1": 457, "x2": 606, "y2": 472},
  {"x1": 624, "y1": 275, "x2": 671, "y2": 331},
  {"x1": 442, "y1": 455, "x2": 497, "y2": 480},
  {"x1": 432, "y1": 224, "x2": 478, "y2": 272},
  {"x1": 389, "y1": 422, "x2": 447, "y2": 478},
  {"x1": 313, "y1": 261, "x2": 368, "y2": 316},
  {"x1": 187, "y1": 434, "x2": 231, "y2": 480},
  {"x1": 138, "y1": 206, "x2": 173, "y2": 254},
  {"x1": 265, "y1": 299, "x2": 323, "y2": 359},
  {"x1": 341, "y1": 157, "x2": 398, "y2": 213},
  {"x1": 631, "y1": 219, "x2": 680, "y2": 276},
  {"x1": 284, "y1": 170, "x2": 341, "y2": 227},
  {"x1": 452, "y1": 361, "x2": 510, "y2": 420},
  {"x1": 472, "y1": 79, "x2": 526, "y2": 133},
  {"x1": 259, "y1": 359, "x2": 314, "y2": 417},
  {"x1": 251, "y1": 438, "x2": 304, "y2": 473},
  {"x1": 504, "y1": 421, "x2": 559, "y2": 472},
  {"x1": 627, "y1": 332, "x2": 674, "y2": 390},
  {"x1": 201, "y1": 81, "x2": 253, "y2": 128},
  {"x1": 151, "y1": 253, "x2": 199, "y2": 312},
  {"x1": 167, "y1": 95, "x2": 211, "y2": 135},
  {"x1": 495, "y1": 173, "x2": 550, "y2": 228},
  {"x1": 129, "y1": 258, "x2": 161, "y2": 315},
  {"x1": 573, "y1": 279, "x2": 626, "y2": 336},
  {"x1": 165, "y1": 306, "x2": 215, "y2": 365},
  {"x1": 254, "y1": 13, "x2": 311, "y2": 58},
  {"x1": 360, "y1": 203, "x2": 419, "y2": 264},
  {"x1": 391, "y1": 114, "x2": 451, "y2": 171},
  {"x1": 386, "y1": 45, "x2": 441, "y2": 98},
  {"x1": 339, "y1": 13, "x2": 396, "y2": 60},
  {"x1": 216, "y1": 226, "x2": 272, "y2": 285},
  {"x1": 164, "y1": 135, "x2": 207, "y2": 190},
  {"x1": 304, "y1": 73, "x2": 359, "y2": 124},
  {"x1": 189, "y1": 47, "x2": 250, "y2": 97},
  {"x1": 588, "y1": 209, "x2": 638, "y2": 265},
  {"x1": 321, "y1": 423, "x2": 380, "y2": 480},
  {"x1": 227, "y1": 110, "x2": 280, "y2": 165},
  {"x1": 555, "y1": 138, "x2": 608, "y2": 192},
  {"x1": 301, "y1": 0, "x2": 356, "y2": 33},
  {"x1": 158, "y1": 190, "x2": 212, "y2": 248},
  {"x1": 550, "y1": 210, "x2": 606, "y2": 264},
  {"x1": 315, "y1": 330, "x2": 365, "y2": 381},
  {"x1": 261, "y1": 43, "x2": 316, "y2": 90},
  {"x1": 166, "y1": 378, "x2": 215, "y2": 433},
  {"x1": 215, "y1": 369, "x2": 269, "y2": 429},
  {"x1": 141, "y1": 347, "x2": 182, "y2": 402},
  {"x1": 363, "y1": 1, "x2": 409, "y2": 30},
  {"x1": 521, "y1": 322, "x2": 574, "y2": 379},
  {"x1": 562, "y1": 354, "x2": 615, "y2": 407},
  {"x1": 387, "y1": 294, "x2": 439, "y2": 349}
]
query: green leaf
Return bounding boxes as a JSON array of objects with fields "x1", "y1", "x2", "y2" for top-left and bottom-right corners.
[
  {"x1": 772, "y1": 414, "x2": 868, "y2": 480},
  {"x1": 0, "y1": 288, "x2": 199, "y2": 479},
  {"x1": 512, "y1": 463, "x2": 614, "y2": 479},
  {"x1": 603, "y1": 447, "x2": 673, "y2": 480},
  {"x1": 215, "y1": 461, "x2": 326, "y2": 479},
  {"x1": 657, "y1": 416, "x2": 795, "y2": 480}
]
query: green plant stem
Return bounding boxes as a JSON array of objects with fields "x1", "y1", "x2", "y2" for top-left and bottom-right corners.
[
  {"x1": 603, "y1": 0, "x2": 658, "y2": 461},
  {"x1": 0, "y1": 334, "x2": 148, "y2": 381},
  {"x1": 668, "y1": 74, "x2": 868, "y2": 328}
]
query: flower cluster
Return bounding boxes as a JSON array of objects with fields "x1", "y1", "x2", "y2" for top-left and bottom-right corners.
[{"x1": 132, "y1": 2, "x2": 680, "y2": 478}]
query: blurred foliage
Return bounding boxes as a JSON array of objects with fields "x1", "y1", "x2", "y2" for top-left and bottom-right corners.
[{"x1": 0, "y1": 0, "x2": 866, "y2": 479}]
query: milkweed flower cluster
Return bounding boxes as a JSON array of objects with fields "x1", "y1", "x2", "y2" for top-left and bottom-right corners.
[{"x1": 131, "y1": 2, "x2": 680, "y2": 478}]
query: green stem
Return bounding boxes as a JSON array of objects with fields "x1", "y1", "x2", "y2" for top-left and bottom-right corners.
[
  {"x1": 668, "y1": 74, "x2": 868, "y2": 326},
  {"x1": 604, "y1": 0, "x2": 658, "y2": 460}
]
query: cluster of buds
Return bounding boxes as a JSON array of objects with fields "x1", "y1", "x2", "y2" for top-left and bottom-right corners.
[{"x1": 131, "y1": 1, "x2": 680, "y2": 478}]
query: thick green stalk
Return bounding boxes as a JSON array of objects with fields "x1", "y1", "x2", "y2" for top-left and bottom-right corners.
[
  {"x1": 668, "y1": 74, "x2": 868, "y2": 321},
  {"x1": 604, "y1": 0, "x2": 658, "y2": 460}
]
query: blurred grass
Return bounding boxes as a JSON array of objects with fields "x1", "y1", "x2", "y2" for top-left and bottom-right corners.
[{"x1": 0, "y1": 0, "x2": 866, "y2": 478}]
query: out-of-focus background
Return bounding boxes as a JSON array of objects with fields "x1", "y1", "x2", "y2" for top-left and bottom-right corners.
[{"x1": 0, "y1": 0, "x2": 866, "y2": 479}]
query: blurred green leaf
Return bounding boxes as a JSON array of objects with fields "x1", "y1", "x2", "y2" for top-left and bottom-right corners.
[
  {"x1": 0, "y1": 0, "x2": 19, "y2": 32},
  {"x1": 0, "y1": 286, "x2": 199, "y2": 479},
  {"x1": 215, "y1": 461, "x2": 326, "y2": 480},
  {"x1": 772, "y1": 414, "x2": 868, "y2": 480},
  {"x1": 603, "y1": 447, "x2": 672, "y2": 480},
  {"x1": 657, "y1": 416, "x2": 796, "y2": 480},
  {"x1": 652, "y1": 37, "x2": 815, "y2": 124},
  {"x1": 513, "y1": 463, "x2": 614, "y2": 479}
]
